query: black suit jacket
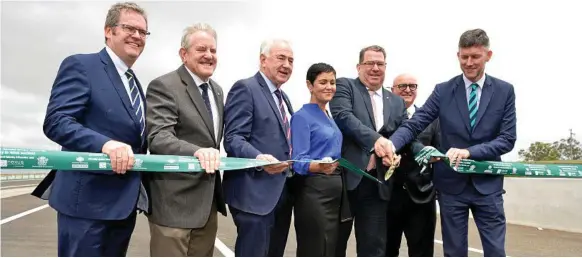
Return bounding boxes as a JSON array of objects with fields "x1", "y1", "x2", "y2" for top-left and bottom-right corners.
[{"x1": 330, "y1": 77, "x2": 424, "y2": 201}]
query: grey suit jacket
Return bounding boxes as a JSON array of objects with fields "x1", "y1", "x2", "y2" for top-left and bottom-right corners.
[
  {"x1": 144, "y1": 65, "x2": 227, "y2": 229},
  {"x1": 330, "y1": 77, "x2": 424, "y2": 201}
]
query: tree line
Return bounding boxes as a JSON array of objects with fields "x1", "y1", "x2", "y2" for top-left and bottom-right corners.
[{"x1": 518, "y1": 130, "x2": 582, "y2": 161}]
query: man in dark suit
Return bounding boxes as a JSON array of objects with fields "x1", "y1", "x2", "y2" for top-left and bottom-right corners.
[
  {"x1": 330, "y1": 45, "x2": 424, "y2": 257},
  {"x1": 223, "y1": 39, "x2": 295, "y2": 257},
  {"x1": 144, "y1": 23, "x2": 227, "y2": 257},
  {"x1": 387, "y1": 29, "x2": 517, "y2": 257},
  {"x1": 32, "y1": 2, "x2": 150, "y2": 256},
  {"x1": 385, "y1": 74, "x2": 440, "y2": 257}
]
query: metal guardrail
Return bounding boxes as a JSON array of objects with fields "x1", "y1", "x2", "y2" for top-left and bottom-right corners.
[{"x1": 0, "y1": 173, "x2": 48, "y2": 181}]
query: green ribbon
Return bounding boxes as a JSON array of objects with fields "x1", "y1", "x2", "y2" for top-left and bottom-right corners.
[
  {"x1": 0, "y1": 147, "x2": 381, "y2": 183},
  {"x1": 414, "y1": 147, "x2": 582, "y2": 178}
]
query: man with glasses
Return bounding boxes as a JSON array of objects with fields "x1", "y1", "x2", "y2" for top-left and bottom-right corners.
[
  {"x1": 385, "y1": 74, "x2": 440, "y2": 257},
  {"x1": 330, "y1": 46, "x2": 425, "y2": 256},
  {"x1": 33, "y1": 2, "x2": 150, "y2": 256}
]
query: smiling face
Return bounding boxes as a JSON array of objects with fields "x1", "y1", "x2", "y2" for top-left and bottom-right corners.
[
  {"x1": 457, "y1": 45, "x2": 492, "y2": 82},
  {"x1": 391, "y1": 74, "x2": 418, "y2": 108},
  {"x1": 104, "y1": 9, "x2": 147, "y2": 67},
  {"x1": 180, "y1": 30, "x2": 217, "y2": 81},
  {"x1": 260, "y1": 41, "x2": 294, "y2": 87},
  {"x1": 308, "y1": 71, "x2": 336, "y2": 105},
  {"x1": 357, "y1": 49, "x2": 386, "y2": 91}
]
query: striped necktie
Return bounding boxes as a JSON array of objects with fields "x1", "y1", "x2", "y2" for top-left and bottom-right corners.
[
  {"x1": 468, "y1": 83, "x2": 479, "y2": 128},
  {"x1": 125, "y1": 69, "x2": 145, "y2": 139},
  {"x1": 274, "y1": 89, "x2": 291, "y2": 153}
]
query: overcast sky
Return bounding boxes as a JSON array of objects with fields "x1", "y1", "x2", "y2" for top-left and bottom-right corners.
[{"x1": 1, "y1": 0, "x2": 581, "y2": 161}]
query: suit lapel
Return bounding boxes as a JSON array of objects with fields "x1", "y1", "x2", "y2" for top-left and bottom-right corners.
[
  {"x1": 453, "y1": 77, "x2": 471, "y2": 133},
  {"x1": 99, "y1": 49, "x2": 141, "y2": 134},
  {"x1": 382, "y1": 88, "x2": 392, "y2": 130},
  {"x1": 356, "y1": 79, "x2": 376, "y2": 130},
  {"x1": 255, "y1": 73, "x2": 287, "y2": 141},
  {"x1": 473, "y1": 76, "x2": 494, "y2": 129},
  {"x1": 179, "y1": 66, "x2": 216, "y2": 141}
]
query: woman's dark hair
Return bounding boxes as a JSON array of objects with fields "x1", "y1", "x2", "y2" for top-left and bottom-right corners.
[{"x1": 306, "y1": 63, "x2": 336, "y2": 85}]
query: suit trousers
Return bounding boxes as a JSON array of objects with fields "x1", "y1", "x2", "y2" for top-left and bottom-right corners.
[
  {"x1": 294, "y1": 173, "x2": 343, "y2": 257},
  {"x1": 230, "y1": 179, "x2": 293, "y2": 257},
  {"x1": 438, "y1": 183, "x2": 506, "y2": 257},
  {"x1": 336, "y1": 172, "x2": 388, "y2": 257},
  {"x1": 385, "y1": 184, "x2": 436, "y2": 257},
  {"x1": 148, "y1": 201, "x2": 218, "y2": 257},
  {"x1": 57, "y1": 211, "x2": 136, "y2": 257}
]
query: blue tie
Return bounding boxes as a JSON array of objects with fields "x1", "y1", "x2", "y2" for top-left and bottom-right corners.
[
  {"x1": 199, "y1": 83, "x2": 214, "y2": 127},
  {"x1": 468, "y1": 83, "x2": 479, "y2": 128},
  {"x1": 125, "y1": 69, "x2": 145, "y2": 139}
]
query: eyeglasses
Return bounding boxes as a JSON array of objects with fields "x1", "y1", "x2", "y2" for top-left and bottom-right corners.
[
  {"x1": 395, "y1": 83, "x2": 418, "y2": 91},
  {"x1": 360, "y1": 61, "x2": 386, "y2": 68},
  {"x1": 114, "y1": 24, "x2": 150, "y2": 38}
]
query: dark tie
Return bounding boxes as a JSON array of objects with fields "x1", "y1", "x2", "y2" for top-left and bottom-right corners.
[
  {"x1": 200, "y1": 83, "x2": 214, "y2": 126},
  {"x1": 125, "y1": 69, "x2": 145, "y2": 140},
  {"x1": 468, "y1": 83, "x2": 479, "y2": 128},
  {"x1": 274, "y1": 89, "x2": 291, "y2": 150}
]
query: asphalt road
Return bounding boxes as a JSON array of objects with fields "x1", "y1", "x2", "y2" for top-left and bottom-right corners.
[{"x1": 2, "y1": 180, "x2": 582, "y2": 257}]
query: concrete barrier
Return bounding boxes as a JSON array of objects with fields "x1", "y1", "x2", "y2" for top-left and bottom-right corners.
[{"x1": 503, "y1": 177, "x2": 582, "y2": 233}]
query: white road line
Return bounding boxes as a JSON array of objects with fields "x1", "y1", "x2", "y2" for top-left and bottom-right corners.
[
  {"x1": 0, "y1": 184, "x2": 38, "y2": 190},
  {"x1": 0, "y1": 204, "x2": 50, "y2": 225},
  {"x1": 214, "y1": 237, "x2": 235, "y2": 257}
]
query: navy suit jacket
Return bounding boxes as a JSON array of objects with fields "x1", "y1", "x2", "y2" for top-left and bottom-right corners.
[
  {"x1": 223, "y1": 72, "x2": 294, "y2": 216},
  {"x1": 390, "y1": 74, "x2": 516, "y2": 195},
  {"x1": 35, "y1": 48, "x2": 148, "y2": 220}
]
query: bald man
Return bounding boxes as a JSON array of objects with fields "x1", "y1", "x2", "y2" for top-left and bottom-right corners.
[{"x1": 385, "y1": 74, "x2": 440, "y2": 257}]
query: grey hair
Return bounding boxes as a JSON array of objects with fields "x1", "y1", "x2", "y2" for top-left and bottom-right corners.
[
  {"x1": 181, "y1": 23, "x2": 217, "y2": 49},
  {"x1": 260, "y1": 39, "x2": 292, "y2": 57},
  {"x1": 458, "y1": 29, "x2": 490, "y2": 49},
  {"x1": 104, "y1": 2, "x2": 147, "y2": 28}
]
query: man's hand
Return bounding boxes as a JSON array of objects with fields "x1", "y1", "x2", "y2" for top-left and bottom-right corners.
[
  {"x1": 317, "y1": 162, "x2": 339, "y2": 175},
  {"x1": 445, "y1": 148, "x2": 470, "y2": 169},
  {"x1": 381, "y1": 154, "x2": 401, "y2": 168},
  {"x1": 102, "y1": 140, "x2": 134, "y2": 174},
  {"x1": 375, "y1": 137, "x2": 396, "y2": 165},
  {"x1": 194, "y1": 148, "x2": 221, "y2": 173},
  {"x1": 256, "y1": 154, "x2": 289, "y2": 174}
]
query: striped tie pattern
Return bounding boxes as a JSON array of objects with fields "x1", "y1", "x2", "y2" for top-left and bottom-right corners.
[
  {"x1": 274, "y1": 90, "x2": 291, "y2": 154},
  {"x1": 125, "y1": 69, "x2": 145, "y2": 138},
  {"x1": 468, "y1": 83, "x2": 479, "y2": 128}
]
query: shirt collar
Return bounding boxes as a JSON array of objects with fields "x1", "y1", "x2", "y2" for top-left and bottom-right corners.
[
  {"x1": 463, "y1": 73, "x2": 487, "y2": 90},
  {"x1": 185, "y1": 66, "x2": 210, "y2": 89},
  {"x1": 105, "y1": 46, "x2": 129, "y2": 76},
  {"x1": 259, "y1": 71, "x2": 279, "y2": 93}
]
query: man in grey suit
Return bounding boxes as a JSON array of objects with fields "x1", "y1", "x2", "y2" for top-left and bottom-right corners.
[
  {"x1": 330, "y1": 45, "x2": 424, "y2": 257},
  {"x1": 144, "y1": 23, "x2": 227, "y2": 257}
]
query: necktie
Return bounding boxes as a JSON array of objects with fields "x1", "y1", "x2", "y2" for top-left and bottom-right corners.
[
  {"x1": 367, "y1": 90, "x2": 377, "y2": 171},
  {"x1": 125, "y1": 69, "x2": 145, "y2": 140},
  {"x1": 468, "y1": 83, "x2": 479, "y2": 128},
  {"x1": 274, "y1": 89, "x2": 291, "y2": 152},
  {"x1": 199, "y1": 83, "x2": 214, "y2": 127}
]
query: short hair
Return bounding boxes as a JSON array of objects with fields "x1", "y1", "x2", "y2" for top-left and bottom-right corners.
[
  {"x1": 359, "y1": 45, "x2": 386, "y2": 64},
  {"x1": 260, "y1": 39, "x2": 292, "y2": 57},
  {"x1": 181, "y1": 23, "x2": 217, "y2": 50},
  {"x1": 104, "y1": 2, "x2": 147, "y2": 29},
  {"x1": 306, "y1": 63, "x2": 336, "y2": 85},
  {"x1": 458, "y1": 29, "x2": 490, "y2": 49}
]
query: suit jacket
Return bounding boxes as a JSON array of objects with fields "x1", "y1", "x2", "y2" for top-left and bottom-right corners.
[
  {"x1": 329, "y1": 77, "x2": 424, "y2": 201},
  {"x1": 393, "y1": 116, "x2": 440, "y2": 204},
  {"x1": 144, "y1": 65, "x2": 227, "y2": 229},
  {"x1": 223, "y1": 72, "x2": 294, "y2": 215},
  {"x1": 390, "y1": 74, "x2": 517, "y2": 195},
  {"x1": 32, "y1": 48, "x2": 148, "y2": 220}
]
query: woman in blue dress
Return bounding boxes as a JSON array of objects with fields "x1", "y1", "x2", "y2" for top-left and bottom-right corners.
[{"x1": 290, "y1": 62, "x2": 350, "y2": 256}]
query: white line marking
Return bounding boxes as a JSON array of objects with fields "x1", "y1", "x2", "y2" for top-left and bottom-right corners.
[
  {"x1": 0, "y1": 187, "x2": 37, "y2": 199},
  {"x1": 0, "y1": 204, "x2": 50, "y2": 225},
  {"x1": 214, "y1": 237, "x2": 235, "y2": 257},
  {"x1": 0, "y1": 184, "x2": 38, "y2": 190}
]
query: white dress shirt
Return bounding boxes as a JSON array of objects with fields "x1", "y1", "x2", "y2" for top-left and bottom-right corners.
[
  {"x1": 369, "y1": 88, "x2": 384, "y2": 131},
  {"x1": 463, "y1": 74, "x2": 487, "y2": 109},
  {"x1": 185, "y1": 67, "x2": 220, "y2": 142}
]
